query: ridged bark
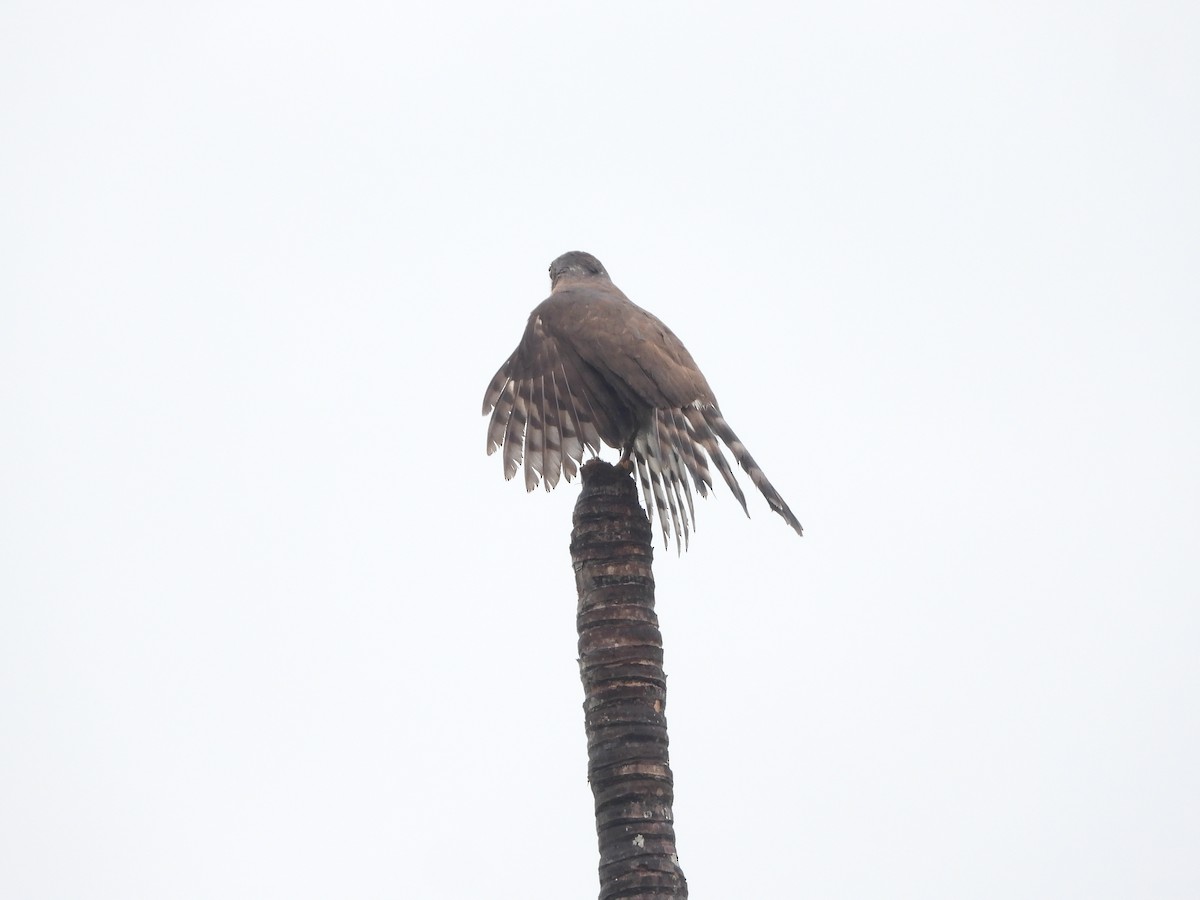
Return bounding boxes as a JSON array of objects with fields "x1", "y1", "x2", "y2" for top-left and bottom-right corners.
[{"x1": 570, "y1": 459, "x2": 687, "y2": 900}]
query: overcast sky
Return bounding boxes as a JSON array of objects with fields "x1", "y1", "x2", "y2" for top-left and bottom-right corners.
[{"x1": 3, "y1": 3, "x2": 1198, "y2": 898}]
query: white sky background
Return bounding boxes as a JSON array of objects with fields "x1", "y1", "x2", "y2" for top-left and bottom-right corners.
[{"x1": 2, "y1": 2, "x2": 1198, "y2": 897}]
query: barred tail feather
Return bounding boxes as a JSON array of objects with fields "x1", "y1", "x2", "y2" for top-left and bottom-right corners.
[
  {"x1": 703, "y1": 406, "x2": 804, "y2": 536},
  {"x1": 682, "y1": 405, "x2": 749, "y2": 517},
  {"x1": 633, "y1": 455, "x2": 671, "y2": 547},
  {"x1": 628, "y1": 414, "x2": 699, "y2": 552},
  {"x1": 661, "y1": 409, "x2": 708, "y2": 523},
  {"x1": 651, "y1": 415, "x2": 687, "y2": 551}
]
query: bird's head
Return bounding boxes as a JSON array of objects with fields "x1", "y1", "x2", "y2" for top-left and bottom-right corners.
[{"x1": 549, "y1": 251, "x2": 609, "y2": 288}]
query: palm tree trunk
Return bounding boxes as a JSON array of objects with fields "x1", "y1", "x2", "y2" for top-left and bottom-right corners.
[{"x1": 570, "y1": 459, "x2": 687, "y2": 900}]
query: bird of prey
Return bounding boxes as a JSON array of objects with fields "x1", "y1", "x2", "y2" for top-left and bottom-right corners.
[{"x1": 482, "y1": 251, "x2": 803, "y2": 548}]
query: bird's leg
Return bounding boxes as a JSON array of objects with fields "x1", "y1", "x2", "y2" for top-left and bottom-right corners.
[{"x1": 617, "y1": 441, "x2": 635, "y2": 473}]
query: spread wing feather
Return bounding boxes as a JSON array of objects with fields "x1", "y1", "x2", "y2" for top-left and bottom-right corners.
[
  {"x1": 523, "y1": 377, "x2": 545, "y2": 492},
  {"x1": 704, "y1": 406, "x2": 804, "y2": 535},
  {"x1": 682, "y1": 404, "x2": 749, "y2": 517},
  {"x1": 484, "y1": 322, "x2": 602, "y2": 491}
]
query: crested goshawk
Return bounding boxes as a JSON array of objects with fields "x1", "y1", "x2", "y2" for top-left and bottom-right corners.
[{"x1": 483, "y1": 251, "x2": 803, "y2": 547}]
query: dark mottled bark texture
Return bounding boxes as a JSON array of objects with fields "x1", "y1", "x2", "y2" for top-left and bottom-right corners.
[{"x1": 570, "y1": 459, "x2": 687, "y2": 900}]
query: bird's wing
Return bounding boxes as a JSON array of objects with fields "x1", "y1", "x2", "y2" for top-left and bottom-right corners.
[{"x1": 483, "y1": 301, "x2": 626, "y2": 492}]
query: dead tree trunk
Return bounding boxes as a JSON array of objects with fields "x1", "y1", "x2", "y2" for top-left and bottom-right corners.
[{"x1": 570, "y1": 459, "x2": 687, "y2": 900}]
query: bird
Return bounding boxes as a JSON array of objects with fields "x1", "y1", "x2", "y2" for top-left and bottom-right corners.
[{"x1": 482, "y1": 250, "x2": 803, "y2": 549}]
